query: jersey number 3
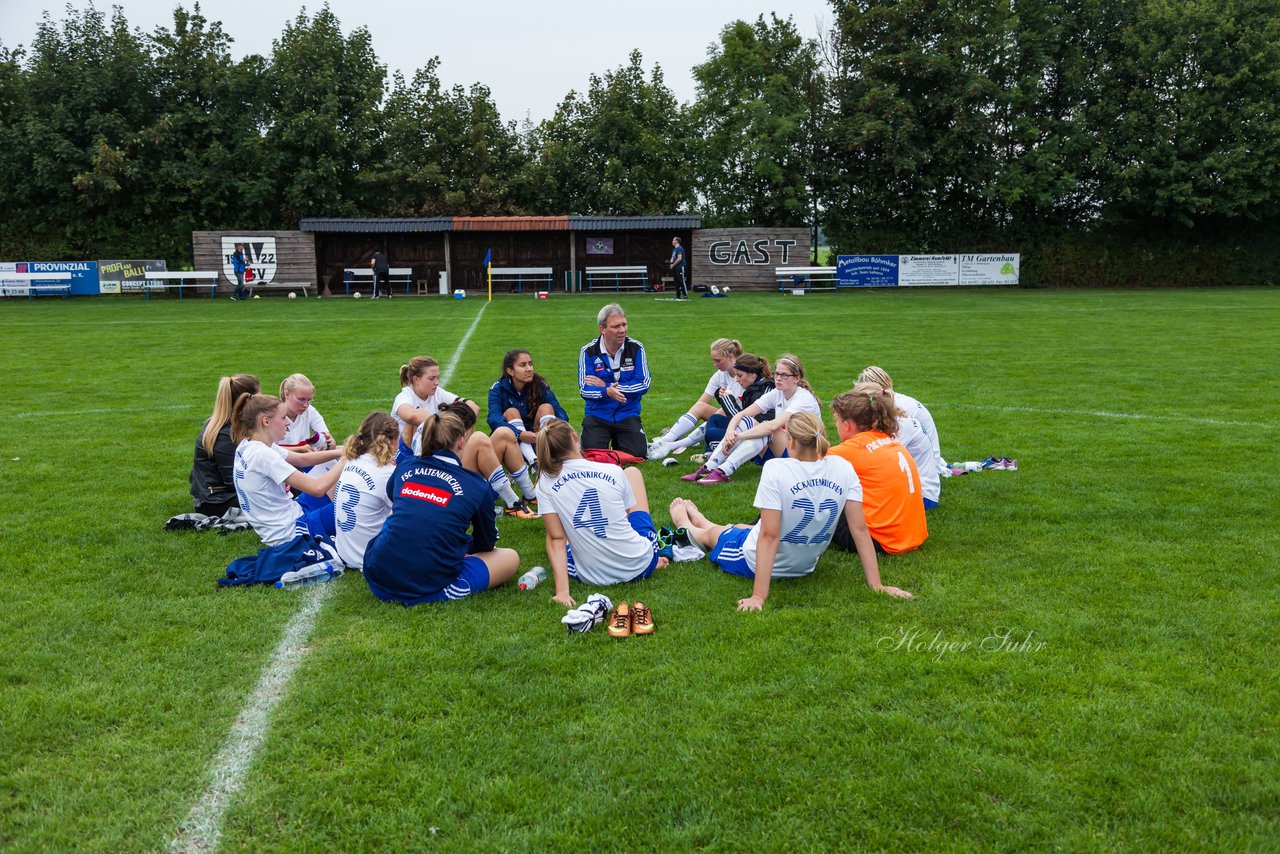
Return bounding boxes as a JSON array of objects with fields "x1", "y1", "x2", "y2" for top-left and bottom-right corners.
[
  {"x1": 572, "y1": 488, "x2": 609, "y2": 538},
  {"x1": 782, "y1": 497, "x2": 840, "y2": 545}
]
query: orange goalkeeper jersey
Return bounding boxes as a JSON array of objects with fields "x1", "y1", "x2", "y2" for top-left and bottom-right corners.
[{"x1": 828, "y1": 430, "x2": 927, "y2": 554}]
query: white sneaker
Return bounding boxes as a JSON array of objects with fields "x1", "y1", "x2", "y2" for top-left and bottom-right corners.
[
  {"x1": 561, "y1": 593, "x2": 614, "y2": 633},
  {"x1": 647, "y1": 440, "x2": 670, "y2": 460}
]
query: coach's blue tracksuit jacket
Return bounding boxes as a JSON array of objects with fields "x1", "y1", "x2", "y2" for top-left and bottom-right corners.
[{"x1": 578, "y1": 336, "x2": 650, "y2": 422}]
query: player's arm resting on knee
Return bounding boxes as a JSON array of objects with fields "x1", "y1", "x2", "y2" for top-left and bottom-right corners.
[
  {"x1": 723, "y1": 402, "x2": 766, "y2": 450},
  {"x1": 844, "y1": 501, "x2": 912, "y2": 599},
  {"x1": 542, "y1": 513, "x2": 576, "y2": 608},
  {"x1": 285, "y1": 458, "x2": 345, "y2": 498},
  {"x1": 739, "y1": 509, "x2": 781, "y2": 612},
  {"x1": 737, "y1": 410, "x2": 787, "y2": 443}
]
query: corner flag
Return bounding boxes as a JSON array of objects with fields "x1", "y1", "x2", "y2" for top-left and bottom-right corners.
[{"x1": 484, "y1": 248, "x2": 492, "y2": 301}]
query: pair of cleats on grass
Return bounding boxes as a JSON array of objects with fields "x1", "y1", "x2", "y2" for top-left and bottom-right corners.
[{"x1": 560, "y1": 594, "x2": 654, "y2": 637}]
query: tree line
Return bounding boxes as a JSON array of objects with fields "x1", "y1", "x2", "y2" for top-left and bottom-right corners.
[{"x1": 2, "y1": 1, "x2": 1277, "y2": 285}]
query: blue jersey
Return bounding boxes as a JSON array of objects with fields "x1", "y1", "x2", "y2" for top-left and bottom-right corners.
[
  {"x1": 363, "y1": 450, "x2": 499, "y2": 604},
  {"x1": 485, "y1": 375, "x2": 568, "y2": 433},
  {"x1": 670, "y1": 243, "x2": 685, "y2": 273}
]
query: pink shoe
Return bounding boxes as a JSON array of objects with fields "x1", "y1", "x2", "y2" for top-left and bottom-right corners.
[
  {"x1": 681, "y1": 466, "x2": 709, "y2": 482},
  {"x1": 697, "y1": 468, "x2": 731, "y2": 485}
]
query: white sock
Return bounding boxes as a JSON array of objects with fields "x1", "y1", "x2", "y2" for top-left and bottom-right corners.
[
  {"x1": 668, "y1": 424, "x2": 706, "y2": 450},
  {"x1": 538, "y1": 414, "x2": 556, "y2": 428},
  {"x1": 718, "y1": 435, "x2": 767, "y2": 476},
  {"x1": 507, "y1": 418, "x2": 527, "y2": 436},
  {"x1": 664, "y1": 412, "x2": 699, "y2": 442},
  {"x1": 511, "y1": 464, "x2": 535, "y2": 495},
  {"x1": 521, "y1": 443, "x2": 538, "y2": 465},
  {"x1": 488, "y1": 466, "x2": 520, "y2": 506}
]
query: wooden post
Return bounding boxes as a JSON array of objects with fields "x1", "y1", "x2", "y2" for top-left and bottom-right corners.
[
  {"x1": 569, "y1": 230, "x2": 576, "y2": 292},
  {"x1": 444, "y1": 232, "x2": 452, "y2": 293}
]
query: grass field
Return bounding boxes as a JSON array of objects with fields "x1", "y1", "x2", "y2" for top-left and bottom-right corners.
[{"x1": 2, "y1": 287, "x2": 1278, "y2": 851}]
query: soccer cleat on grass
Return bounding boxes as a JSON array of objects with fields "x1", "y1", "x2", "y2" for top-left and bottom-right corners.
[
  {"x1": 697, "y1": 468, "x2": 731, "y2": 485},
  {"x1": 689, "y1": 453, "x2": 708, "y2": 465},
  {"x1": 646, "y1": 438, "x2": 669, "y2": 459},
  {"x1": 680, "y1": 465, "x2": 710, "y2": 482},
  {"x1": 562, "y1": 593, "x2": 613, "y2": 634},
  {"x1": 608, "y1": 602, "x2": 632, "y2": 638},
  {"x1": 503, "y1": 498, "x2": 540, "y2": 519},
  {"x1": 631, "y1": 602, "x2": 654, "y2": 635}
]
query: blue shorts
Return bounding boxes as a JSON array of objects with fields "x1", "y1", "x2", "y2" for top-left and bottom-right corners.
[
  {"x1": 566, "y1": 510, "x2": 661, "y2": 583},
  {"x1": 924, "y1": 497, "x2": 938, "y2": 510},
  {"x1": 709, "y1": 526, "x2": 754, "y2": 578},
  {"x1": 419, "y1": 555, "x2": 491, "y2": 603},
  {"x1": 295, "y1": 500, "x2": 336, "y2": 539}
]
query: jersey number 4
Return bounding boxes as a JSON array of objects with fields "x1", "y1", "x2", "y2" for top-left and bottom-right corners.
[
  {"x1": 782, "y1": 497, "x2": 841, "y2": 545},
  {"x1": 572, "y1": 488, "x2": 609, "y2": 538}
]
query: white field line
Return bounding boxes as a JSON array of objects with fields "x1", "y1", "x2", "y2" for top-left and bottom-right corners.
[
  {"x1": 949, "y1": 403, "x2": 1272, "y2": 430},
  {"x1": 167, "y1": 302, "x2": 488, "y2": 853}
]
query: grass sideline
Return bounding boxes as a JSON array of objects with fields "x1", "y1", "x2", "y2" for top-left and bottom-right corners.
[{"x1": 1, "y1": 288, "x2": 1277, "y2": 850}]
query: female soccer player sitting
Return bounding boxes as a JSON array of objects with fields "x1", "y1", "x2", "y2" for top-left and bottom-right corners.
[
  {"x1": 647, "y1": 337, "x2": 743, "y2": 459},
  {"x1": 231, "y1": 393, "x2": 346, "y2": 547},
  {"x1": 486, "y1": 346, "x2": 567, "y2": 478},
  {"x1": 683, "y1": 353, "x2": 820, "y2": 485},
  {"x1": 362, "y1": 409, "x2": 521, "y2": 605},
  {"x1": 332, "y1": 412, "x2": 400, "y2": 572},
  {"x1": 669, "y1": 412, "x2": 913, "y2": 611},
  {"x1": 827, "y1": 383, "x2": 928, "y2": 555},
  {"x1": 394, "y1": 355, "x2": 536, "y2": 518},
  {"x1": 534, "y1": 419, "x2": 670, "y2": 609}
]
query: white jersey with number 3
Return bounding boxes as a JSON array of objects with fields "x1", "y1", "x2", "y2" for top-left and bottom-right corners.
[
  {"x1": 535, "y1": 458, "x2": 653, "y2": 585},
  {"x1": 744, "y1": 455, "x2": 862, "y2": 578},
  {"x1": 332, "y1": 453, "x2": 395, "y2": 570}
]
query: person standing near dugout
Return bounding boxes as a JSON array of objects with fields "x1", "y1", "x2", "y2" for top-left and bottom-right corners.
[
  {"x1": 578, "y1": 303, "x2": 651, "y2": 460},
  {"x1": 229, "y1": 242, "x2": 249, "y2": 300},
  {"x1": 669, "y1": 236, "x2": 689, "y2": 300},
  {"x1": 370, "y1": 249, "x2": 391, "y2": 299}
]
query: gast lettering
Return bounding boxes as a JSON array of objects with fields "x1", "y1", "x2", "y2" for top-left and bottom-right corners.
[{"x1": 707, "y1": 239, "x2": 797, "y2": 266}]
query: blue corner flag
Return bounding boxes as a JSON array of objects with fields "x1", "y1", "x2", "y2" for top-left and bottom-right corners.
[{"x1": 483, "y1": 248, "x2": 491, "y2": 269}]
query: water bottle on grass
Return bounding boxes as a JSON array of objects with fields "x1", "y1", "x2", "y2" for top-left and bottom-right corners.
[
  {"x1": 518, "y1": 566, "x2": 548, "y2": 590},
  {"x1": 276, "y1": 560, "x2": 343, "y2": 590}
]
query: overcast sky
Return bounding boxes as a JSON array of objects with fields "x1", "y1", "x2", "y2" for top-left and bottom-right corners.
[{"x1": 0, "y1": 0, "x2": 832, "y2": 125}]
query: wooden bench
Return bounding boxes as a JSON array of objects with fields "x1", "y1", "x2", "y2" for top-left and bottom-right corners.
[
  {"x1": 246, "y1": 280, "x2": 313, "y2": 298},
  {"x1": 775, "y1": 266, "x2": 838, "y2": 292},
  {"x1": 585, "y1": 265, "x2": 649, "y2": 292},
  {"x1": 2, "y1": 272, "x2": 73, "y2": 300},
  {"x1": 343, "y1": 267, "x2": 413, "y2": 296},
  {"x1": 489, "y1": 267, "x2": 554, "y2": 295},
  {"x1": 139, "y1": 271, "x2": 220, "y2": 300}
]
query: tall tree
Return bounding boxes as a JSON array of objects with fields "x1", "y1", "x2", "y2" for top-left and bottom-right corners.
[
  {"x1": 522, "y1": 50, "x2": 691, "y2": 215},
  {"x1": 690, "y1": 14, "x2": 821, "y2": 228},
  {"x1": 263, "y1": 7, "x2": 385, "y2": 224},
  {"x1": 376, "y1": 64, "x2": 525, "y2": 215}
]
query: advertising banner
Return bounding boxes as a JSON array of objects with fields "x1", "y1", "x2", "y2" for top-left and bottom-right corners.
[
  {"x1": 29, "y1": 261, "x2": 99, "y2": 295},
  {"x1": 899, "y1": 254, "x2": 960, "y2": 287},
  {"x1": 0, "y1": 262, "x2": 23, "y2": 297},
  {"x1": 1, "y1": 261, "x2": 99, "y2": 296},
  {"x1": 585, "y1": 237, "x2": 614, "y2": 255},
  {"x1": 959, "y1": 253, "x2": 1020, "y2": 285},
  {"x1": 99, "y1": 259, "x2": 168, "y2": 294},
  {"x1": 837, "y1": 255, "x2": 899, "y2": 287}
]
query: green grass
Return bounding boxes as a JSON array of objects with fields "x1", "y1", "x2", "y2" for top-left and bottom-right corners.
[{"x1": 2, "y1": 288, "x2": 1278, "y2": 851}]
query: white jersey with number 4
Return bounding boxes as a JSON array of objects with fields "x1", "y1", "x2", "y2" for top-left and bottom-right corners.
[
  {"x1": 743, "y1": 455, "x2": 862, "y2": 578},
  {"x1": 535, "y1": 458, "x2": 653, "y2": 585},
  {"x1": 333, "y1": 453, "x2": 395, "y2": 570}
]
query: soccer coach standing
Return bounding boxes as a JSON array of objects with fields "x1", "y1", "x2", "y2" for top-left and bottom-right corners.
[{"x1": 578, "y1": 303, "x2": 650, "y2": 459}]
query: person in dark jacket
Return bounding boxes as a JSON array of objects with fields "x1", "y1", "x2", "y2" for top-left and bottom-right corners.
[
  {"x1": 370, "y1": 250, "x2": 391, "y2": 299},
  {"x1": 578, "y1": 303, "x2": 650, "y2": 458},
  {"x1": 190, "y1": 374, "x2": 260, "y2": 515},
  {"x1": 487, "y1": 348, "x2": 568, "y2": 477},
  {"x1": 230, "y1": 243, "x2": 249, "y2": 300}
]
